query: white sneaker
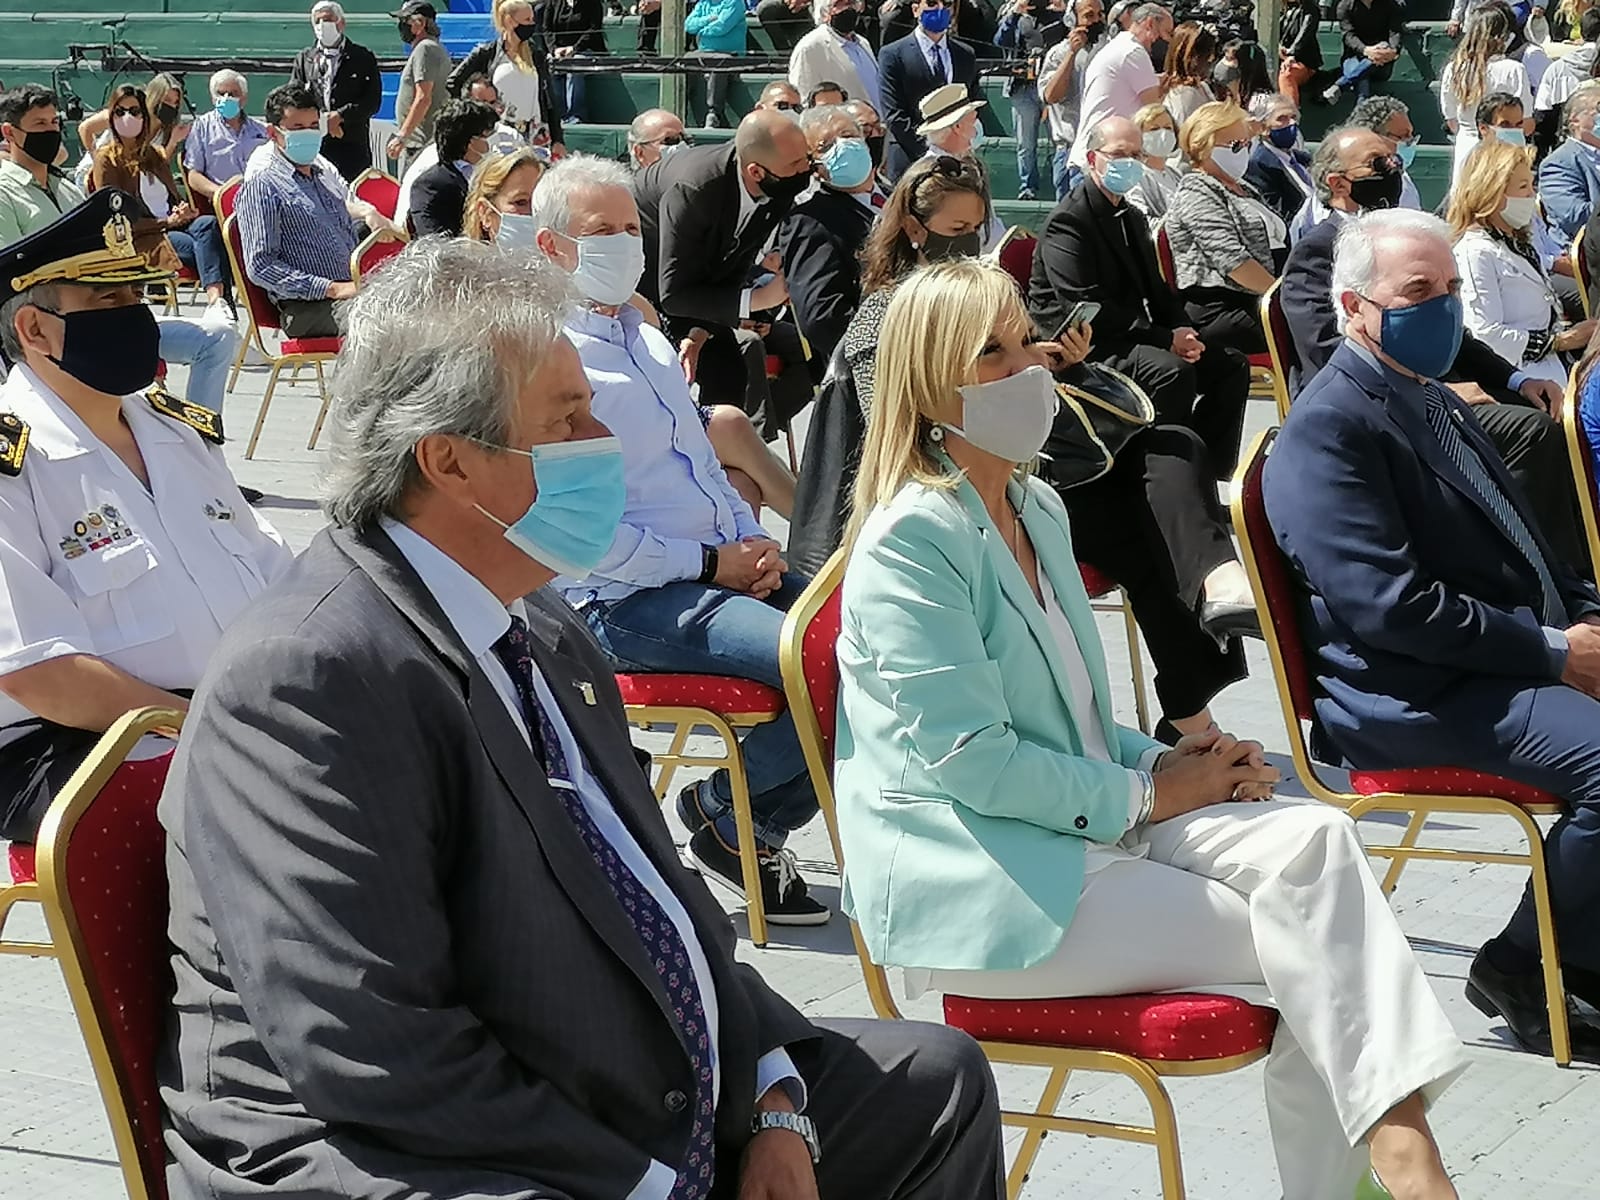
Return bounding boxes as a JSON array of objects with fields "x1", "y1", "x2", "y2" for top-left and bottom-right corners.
[{"x1": 200, "y1": 297, "x2": 237, "y2": 331}]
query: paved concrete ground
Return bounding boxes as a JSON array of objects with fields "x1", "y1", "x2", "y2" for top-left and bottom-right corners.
[{"x1": 3, "y1": 323, "x2": 1598, "y2": 1199}]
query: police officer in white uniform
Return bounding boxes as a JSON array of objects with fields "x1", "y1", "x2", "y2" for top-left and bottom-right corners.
[{"x1": 0, "y1": 189, "x2": 292, "y2": 843}]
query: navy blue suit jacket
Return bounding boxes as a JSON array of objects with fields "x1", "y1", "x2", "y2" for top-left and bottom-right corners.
[
  {"x1": 1243, "y1": 142, "x2": 1312, "y2": 225},
  {"x1": 877, "y1": 32, "x2": 980, "y2": 180},
  {"x1": 1263, "y1": 341, "x2": 1600, "y2": 769}
]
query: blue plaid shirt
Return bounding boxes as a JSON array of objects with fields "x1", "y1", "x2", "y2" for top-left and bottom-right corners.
[{"x1": 235, "y1": 149, "x2": 359, "y2": 301}]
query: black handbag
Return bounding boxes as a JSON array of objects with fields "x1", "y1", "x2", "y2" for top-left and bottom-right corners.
[{"x1": 1038, "y1": 362, "x2": 1156, "y2": 491}]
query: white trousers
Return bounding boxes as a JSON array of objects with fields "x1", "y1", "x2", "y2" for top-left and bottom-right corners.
[{"x1": 924, "y1": 799, "x2": 1469, "y2": 1200}]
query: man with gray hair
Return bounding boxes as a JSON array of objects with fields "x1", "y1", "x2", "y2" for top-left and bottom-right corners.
[
  {"x1": 530, "y1": 154, "x2": 823, "y2": 923},
  {"x1": 788, "y1": 0, "x2": 882, "y2": 119},
  {"x1": 626, "y1": 107, "x2": 691, "y2": 170},
  {"x1": 183, "y1": 68, "x2": 270, "y2": 204},
  {"x1": 290, "y1": 0, "x2": 382, "y2": 180},
  {"x1": 1537, "y1": 81, "x2": 1600, "y2": 239},
  {"x1": 159, "y1": 233, "x2": 1006, "y2": 1200},
  {"x1": 1266, "y1": 208, "x2": 1600, "y2": 1063}
]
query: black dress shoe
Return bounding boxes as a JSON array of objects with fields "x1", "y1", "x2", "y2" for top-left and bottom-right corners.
[
  {"x1": 1466, "y1": 949, "x2": 1600, "y2": 1059},
  {"x1": 1198, "y1": 600, "x2": 1261, "y2": 647}
]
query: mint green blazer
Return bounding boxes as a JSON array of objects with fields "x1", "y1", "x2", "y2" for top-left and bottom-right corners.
[{"x1": 834, "y1": 469, "x2": 1165, "y2": 973}]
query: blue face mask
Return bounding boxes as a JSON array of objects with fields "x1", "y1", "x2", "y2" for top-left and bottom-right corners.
[
  {"x1": 1098, "y1": 154, "x2": 1146, "y2": 195},
  {"x1": 919, "y1": 5, "x2": 953, "y2": 33},
  {"x1": 475, "y1": 437, "x2": 628, "y2": 578},
  {"x1": 821, "y1": 136, "x2": 874, "y2": 189},
  {"x1": 969, "y1": 124, "x2": 986, "y2": 149},
  {"x1": 1396, "y1": 138, "x2": 1418, "y2": 168},
  {"x1": 1370, "y1": 291, "x2": 1464, "y2": 380},
  {"x1": 494, "y1": 211, "x2": 538, "y2": 250},
  {"x1": 1267, "y1": 122, "x2": 1299, "y2": 150},
  {"x1": 215, "y1": 95, "x2": 242, "y2": 120},
  {"x1": 1492, "y1": 126, "x2": 1527, "y2": 146},
  {"x1": 281, "y1": 127, "x2": 323, "y2": 165}
]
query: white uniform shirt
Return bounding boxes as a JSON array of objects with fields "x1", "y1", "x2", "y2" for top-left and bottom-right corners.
[{"x1": 0, "y1": 365, "x2": 292, "y2": 751}]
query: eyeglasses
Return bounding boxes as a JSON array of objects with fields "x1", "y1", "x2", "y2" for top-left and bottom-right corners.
[
  {"x1": 773, "y1": 100, "x2": 801, "y2": 111},
  {"x1": 655, "y1": 132, "x2": 695, "y2": 146},
  {"x1": 1221, "y1": 138, "x2": 1250, "y2": 153}
]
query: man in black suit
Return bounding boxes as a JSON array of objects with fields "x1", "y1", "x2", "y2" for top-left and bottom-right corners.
[
  {"x1": 160, "y1": 236, "x2": 1008, "y2": 1200},
  {"x1": 878, "y1": 0, "x2": 981, "y2": 180},
  {"x1": 633, "y1": 109, "x2": 817, "y2": 437},
  {"x1": 408, "y1": 100, "x2": 498, "y2": 238},
  {"x1": 291, "y1": 0, "x2": 383, "y2": 181},
  {"x1": 1028, "y1": 114, "x2": 1251, "y2": 479},
  {"x1": 780, "y1": 104, "x2": 876, "y2": 378},
  {"x1": 1282, "y1": 124, "x2": 1590, "y2": 572}
]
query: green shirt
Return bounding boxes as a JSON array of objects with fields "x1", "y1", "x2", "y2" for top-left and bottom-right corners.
[{"x1": 0, "y1": 160, "x2": 87, "y2": 248}]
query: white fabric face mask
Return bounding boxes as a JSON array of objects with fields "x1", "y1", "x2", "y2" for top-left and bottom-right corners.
[
  {"x1": 568, "y1": 231, "x2": 648, "y2": 306},
  {"x1": 1210, "y1": 143, "x2": 1251, "y2": 181},
  {"x1": 314, "y1": 19, "x2": 342, "y2": 47},
  {"x1": 946, "y1": 365, "x2": 1059, "y2": 464},
  {"x1": 1501, "y1": 194, "x2": 1538, "y2": 229},
  {"x1": 1142, "y1": 127, "x2": 1177, "y2": 158}
]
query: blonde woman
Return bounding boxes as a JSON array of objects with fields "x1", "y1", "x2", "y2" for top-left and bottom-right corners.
[
  {"x1": 1126, "y1": 101, "x2": 1181, "y2": 218},
  {"x1": 1161, "y1": 99, "x2": 1283, "y2": 354},
  {"x1": 1439, "y1": 6, "x2": 1532, "y2": 184},
  {"x1": 1449, "y1": 137, "x2": 1595, "y2": 385},
  {"x1": 446, "y1": 0, "x2": 566, "y2": 154},
  {"x1": 464, "y1": 146, "x2": 548, "y2": 244},
  {"x1": 835, "y1": 255, "x2": 1468, "y2": 1200}
]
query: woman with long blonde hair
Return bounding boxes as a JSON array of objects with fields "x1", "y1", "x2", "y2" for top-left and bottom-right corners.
[
  {"x1": 444, "y1": 0, "x2": 566, "y2": 153},
  {"x1": 836, "y1": 255, "x2": 1467, "y2": 1200},
  {"x1": 1440, "y1": 5, "x2": 1532, "y2": 182},
  {"x1": 1449, "y1": 137, "x2": 1593, "y2": 383},
  {"x1": 463, "y1": 146, "x2": 547, "y2": 242}
]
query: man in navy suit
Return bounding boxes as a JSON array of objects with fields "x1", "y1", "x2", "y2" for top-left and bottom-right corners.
[
  {"x1": 1537, "y1": 82, "x2": 1600, "y2": 240},
  {"x1": 878, "y1": 0, "x2": 981, "y2": 180},
  {"x1": 1265, "y1": 208, "x2": 1600, "y2": 1062}
]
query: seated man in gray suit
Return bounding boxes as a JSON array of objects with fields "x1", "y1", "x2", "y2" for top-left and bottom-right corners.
[{"x1": 158, "y1": 237, "x2": 1004, "y2": 1200}]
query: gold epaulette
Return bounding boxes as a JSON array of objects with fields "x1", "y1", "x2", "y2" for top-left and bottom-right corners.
[
  {"x1": 0, "y1": 413, "x2": 30, "y2": 477},
  {"x1": 146, "y1": 382, "x2": 224, "y2": 445}
]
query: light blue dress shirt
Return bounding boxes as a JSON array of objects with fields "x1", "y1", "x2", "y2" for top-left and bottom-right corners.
[
  {"x1": 185, "y1": 110, "x2": 272, "y2": 185},
  {"x1": 381, "y1": 517, "x2": 803, "y2": 1199},
  {"x1": 558, "y1": 305, "x2": 766, "y2": 606}
]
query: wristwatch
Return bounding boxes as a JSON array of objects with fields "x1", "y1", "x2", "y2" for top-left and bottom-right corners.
[
  {"x1": 697, "y1": 543, "x2": 719, "y2": 584},
  {"x1": 751, "y1": 1110, "x2": 821, "y2": 1164}
]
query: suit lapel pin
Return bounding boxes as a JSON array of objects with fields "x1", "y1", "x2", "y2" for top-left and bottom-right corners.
[{"x1": 575, "y1": 681, "x2": 597, "y2": 706}]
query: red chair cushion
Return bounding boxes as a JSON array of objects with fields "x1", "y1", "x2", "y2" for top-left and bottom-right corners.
[
  {"x1": 944, "y1": 991, "x2": 1277, "y2": 1061},
  {"x1": 7, "y1": 842, "x2": 34, "y2": 884},
  {"x1": 279, "y1": 336, "x2": 343, "y2": 355},
  {"x1": 1248, "y1": 352, "x2": 1272, "y2": 370},
  {"x1": 1077, "y1": 562, "x2": 1118, "y2": 599},
  {"x1": 175, "y1": 265, "x2": 200, "y2": 282},
  {"x1": 1350, "y1": 767, "x2": 1561, "y2": 809},
  {"x1": 61, "y1": 753, "x2": 175, "y2": 1195},
  {"x1": 616, "y1": 673, "x2": 785, "y2": 716},
  {"x1": 800, "y1": 583, "x2": 845, "y2": 761}
]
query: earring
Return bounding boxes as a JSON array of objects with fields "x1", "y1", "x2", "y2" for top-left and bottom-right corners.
[
  {"x1": 928, "y1": 424, "x2": 944, "y2": 443},
  {"x1": 910, "y1": 241, "x2": 923, "y2": 250}
]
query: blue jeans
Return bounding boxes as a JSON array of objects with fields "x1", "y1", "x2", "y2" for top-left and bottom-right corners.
[
  {"x1": 1010, "y1": 87, "x2": 1042, "y2": 196},
  {"x1": 1335, "y1": 56, "x2": 1375, "y2": 99},
  {"x1": 1053, "y1": 146, "x2": 1076, "y2": 201},
  {"x1": 584, "y1": 572, "x2": 818, "y2": 848},
  {"x1": 559, "y1": 68, "x2": 588, "y2": 123},
  {"x1": 156, "y1": 317, "x2": 240, "y2": 413},
  {"x1": 166, "y1": 214, "x2": 227, "y2": 291}
]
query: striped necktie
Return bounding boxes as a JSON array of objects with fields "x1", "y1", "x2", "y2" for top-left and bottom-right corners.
[{"x1": 1421, "y1": 384, "x2": 1568, "y2": 627}]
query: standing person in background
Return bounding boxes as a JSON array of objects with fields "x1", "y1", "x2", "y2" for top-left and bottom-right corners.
[
  {"x1": 290, "y1": 1, "x2": 383, "y2": 183},
  {"x1": 760, "y1": 0, "x2": 816, "y2": 52},
  {"x1": 1277, "y1": 0, "x2": 1322, "y2": 104},
  {"x1": 1324, "y1": 0, "x2": 1405, "y2": 106},
  {"x1": 1037, "y1": 0, "x2": 1107, "y2": 200},
  {"x1": 448, "y1": 0, "x2": 566, "y2": 156},
  {"x1": 878, "y1": 0, "x2": 982, "y2": 179},
  {"x1": 388, "y1": 0, "x2": 453, "y2": 177},
  {"x1": 685, "y1": 0, "x2": 750, "y2": 130},
  {"x1": 791, "y1": 0, "x2": 885, "y2": 119},
  {"x1": 184, "y1": 70, "x2": 271, "y2": 205},
  {"x1": 542, "y1": 0, "x2": 607, "y2": 125},
  {"x1": 995, "y1": 0, "x2": 1058, "y2": 200},
  {"x1": 1159, "y1": 22, "x2": 1218, "y2": 130},
  {"x1": 1439, "y1": 4, "x2": 1532, "y2": 184},
  {"x1": 1066, "y1": 2, "x2": 1172, "y2": 177}
]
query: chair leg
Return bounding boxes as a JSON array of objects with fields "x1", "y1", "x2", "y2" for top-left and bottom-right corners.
[
  {"x1": 715, "y1": 714, "x2": 768, "y2": 947},
  {"x1": 1118, "y1": 1056, "x2": 1188, "y2": 1200},
  {"x1": 1122, "y1": 595, "x2": 1151, "y2": 734},
  {"x1": 307, "y1": 360, "x2": 333, "y2": 450},
  {"x1": 1380, "y1": 809, "x2": 1427, "y2": 896},
  {"x1": 227, "y1": 323, "x2": 251, "y2": 394},
  {"x1": 0, "y1": 882, "x2": 54, "y2": 957},
  {"x1": 247, "y1": 361, "x2": 285, "y2": 459},
  {"x1": 652, "y1": 720, "x2": 695, "y2": 802},
  {"x1": 1005, "y1": 1063, "x2": 1071, "y2": 1199},
  {"x1": 1511, "y1": 804, "x2": 1573, "y2": 1066}
]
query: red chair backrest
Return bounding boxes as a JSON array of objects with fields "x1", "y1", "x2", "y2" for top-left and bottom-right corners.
[
  {"x1": 49, "y1": 753, "x2": 176, "y2": 1198},
  {"x1": 1154, "y1": 223, "x2": 1177, "y2": 290},
  {"x1": 214, "y1": 176, "x2": 242, "y2": 224},
  {"x1": 354, "y1": 172, "x2": 400, "y2": 221},
  {"x1": 221, "y1": 212, "x2": 283, "y2": 334},
  {"x1": 997, "y1": 230, "x2": 1037, "y2": 294},
  {"x1": 1237, "y1": 432, "x2": 1319, "y2": 721},
  {"x1": 799, "y1": 581, "x2": 846, "y2": 766},
  {"x1": 356, "y1": 236, "x2": 406, "y2": 282}
]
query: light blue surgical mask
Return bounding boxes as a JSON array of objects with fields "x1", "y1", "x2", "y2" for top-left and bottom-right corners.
[
  {"x1": 1098, "y1": 155, "x2": 1146, "y2": 195},
  {"x1": 970, "y1": 124, "x2": 986, "y2": 149},
  {"x1": 1396, "y1": 137, "x2": 1418, "y2": 168},
  {"x1": 1492, "y1": 126, "x2": 1527, "y2": 146},
  {"x1": 495, "y1": 211, "x2": 538, "y2": 251},
  {"x1": 281, "y1": 127, "x2": 323, "y2": 165},
  {"x1": 821, "y1": 135, "x2": 873, "y2": 189},
  {"x1": 474, "y1": 437, "x2": 628, "y2": 578},
  {"x1": 215, "y1": 95, "x2": 241, "y2": 120}
]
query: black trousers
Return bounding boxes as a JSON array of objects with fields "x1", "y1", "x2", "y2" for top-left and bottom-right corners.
[
  {"x1": 1474, "y1": 399, "x2": 1593, "y2": 577},
  {"x1": 1057, "y1": 425, "x2": 1248, "y2": 720},
  {"x1": 275, "y1": 298, "x2": 341, "y2": 339},
  {"x1": 1099, "y1": 339, "x2": 1252, "y2": 480},
  {"x1": 689, "y1": 319, "x2": 813, "y2": 441},
  {"x1": 1553, "y1": 271, "x2": 1586, "y2": 324},
  {"x1": 709, "y1": 1017, "x2": 1005, "y2": 1199},
  {"x1": 755, "y1": 0, "x2": 812, "y2": 50},
  {"x1": 319, "y1": 128, "x2": 372, "y2": 182},
  {"x1": 1182, "y1": 285, "x2": 1268, "y2": 356}
]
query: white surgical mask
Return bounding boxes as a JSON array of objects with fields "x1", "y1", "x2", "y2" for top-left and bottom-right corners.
[
  {"x1": 1501, "y1": 194, "x2": 1538, "y2": 228},
  {"x1": 946, "y1": 365, "x2": 1058, "y2": 464},
  {"x1": 494, "y1": 210, "x2": 538, "y2": 250},
  {"x1": 1142, "y1": 127, "x2": 1176, "y2": 158},
  {"x1": 315, "y1": 19, "x2": 342, "y2": 47},
  {"x1": 1210, "y1": 143, "x2": 1251, "y2": 181},
  {"x1": 567, "y1": 231, "x2": 648, "y2": 306}
]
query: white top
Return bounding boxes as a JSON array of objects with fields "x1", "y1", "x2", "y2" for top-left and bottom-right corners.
[
  {"x1": 1452, "y1": 227, "x2": 1567, "y2": 386},
  {"x1": 1162, "y1": 82, "x2": 1213, "y2": 130},
  {"x1": 379, "y1": 517, "x2": 803, "y2": 1200},
  {"x1": 789, "y1": 25, "x2": 883, "y2": 113},
  {"x1": 1070, "y1": 31, "x2": 1158, "y2": 168},
  {"x1": 138, "y1": 170, "x2": 172, "y2": 219},
  {"x1": 0, "y1": 365, "x2": 291, "y2": 749},
  {"x1": 1439, "y1": 56, "x2": 1532, "y2": 183}
]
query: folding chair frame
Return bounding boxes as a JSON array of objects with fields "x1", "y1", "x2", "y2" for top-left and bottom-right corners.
[{"x1": 1560, "y1": 375, "x2": 1600, "y2": 572}]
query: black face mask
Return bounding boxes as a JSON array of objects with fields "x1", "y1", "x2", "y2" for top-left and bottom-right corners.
[
  {"x1": 757, "y1": 164, "x2": 814, "y2": 203},
  {"x1": 1082, "y1": 19, "x2": 1106, "y2": 41},
  {"x1": 829, "y1": 7, "x2": 860, "y2": 33},
  {"x1": 1347, "y1": 157, "x2": 1405, "y2": 212},
  {"x1": 399, "y1": 19, "x2": 417, "y2": 43},
  {"x1": 866, "y1": 132, "x2": 887, "y2": 166},
  {"x1": 922, "y1": 229, "x2": 982, "y2": 262},
  {"x1": 15, "y1": 127, "x2": 62, "y2": 167},
  {"x1": 38, "y1": 303, "x2": 160, "y2": 397},
  {"x1": 1149, "y1": 37, "x2": 1169, "y2": 69},
  {"x1": 156, "y1": 102, "x2": 180, "y2": 125},
  {"x1": 513, "y1": 20, "x2": 537, "y2": 40}
]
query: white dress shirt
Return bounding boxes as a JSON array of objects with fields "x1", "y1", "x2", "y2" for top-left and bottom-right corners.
[
  {"x1": 913, "y1": 25, "x2": 951, "y2": 83},
  {"x1": 380, "y1": 517, "x2": 803, "y2": 1200}
]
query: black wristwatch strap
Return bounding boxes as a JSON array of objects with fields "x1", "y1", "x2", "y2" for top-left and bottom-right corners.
[{"x1": 697, "y1": 543, "x2": 719, "y2": 584}]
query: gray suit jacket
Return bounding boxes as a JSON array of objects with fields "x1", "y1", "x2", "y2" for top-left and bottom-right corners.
[{"x1": 159, "y1": 523, "x2": 816, "y2": 1199}]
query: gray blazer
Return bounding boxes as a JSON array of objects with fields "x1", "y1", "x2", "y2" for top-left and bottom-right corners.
[{"x1": 159, "y1": 523, "x2": 816, "y2": 1199}]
